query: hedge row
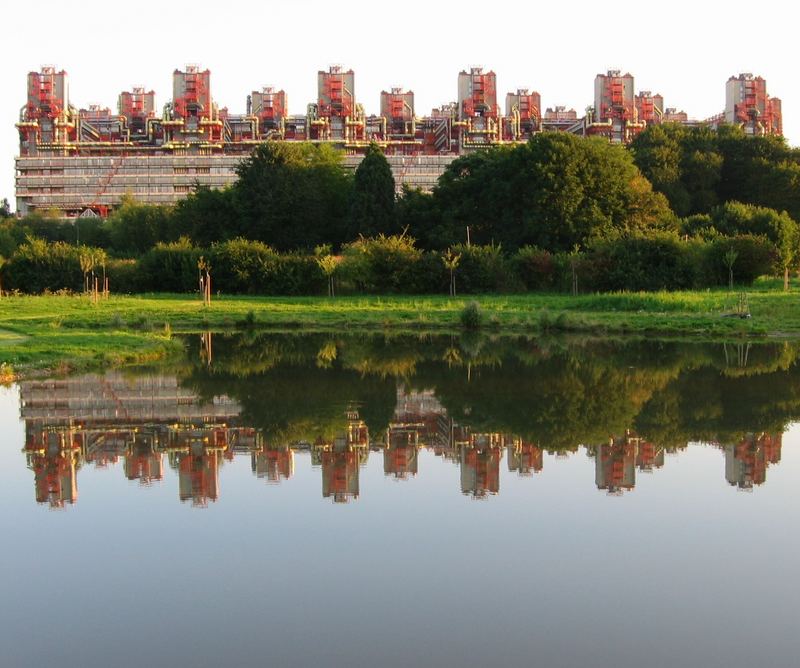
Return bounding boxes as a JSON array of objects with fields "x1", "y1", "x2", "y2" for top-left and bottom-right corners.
[{"x1": 2, "y1": 234, "x2": 780, "y2": 295}]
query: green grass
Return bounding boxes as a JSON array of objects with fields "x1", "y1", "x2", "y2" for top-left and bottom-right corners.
[{"x1": 1, "y1": 286, "x2": 799, "y2": 376}]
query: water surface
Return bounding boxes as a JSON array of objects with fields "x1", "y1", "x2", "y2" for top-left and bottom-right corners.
[{"x1": 1, "y1": 334, "x2": 798, "y2": 668}]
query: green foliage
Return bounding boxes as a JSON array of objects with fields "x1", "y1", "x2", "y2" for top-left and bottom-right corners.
[
  {"x1": 106, "y1": 259, "x2": 140, "y2": 293},
  {"x1": 267, "y1": 254, "x2": 327, "y2": 295},
  {"x1": 5, "y1": 237, "x2": 87, "y2": 293},
  {"x1": 701, "y1": 235, "x2": 777, "y2": 287},
  {"x1": 209, "y1": 238, "x2": 279, "y2": 294},
  {"x1": 138, "y1": 239, "x2": 201, "y2": 292},
  {"x1": 449, "y1": 244, "x2": 516, "y2": 293},
  {"x1": 433, "y1": 134, "x2": 674, "y2": 252},
  {"x1": 632, "y1": 124, "x2": 800, "y2": 224},
  {"x1": 171, "y1": 185, "x2": 238, "y2": 247},
  {"x1": 123, "y1": 238, "x2": 327, "y2": 296},
  {"x1": 103, "y1": 195, "x2": 172, "y2": 254},
  {"x1": 396, "y1": 186, "x2": 444, "y2": 250},
  {"x1": 0, "y1": 218, "x2": 26, "y2": 258},
  {"x1": 708, "y1": 201, "x2": 798, "y2": 273},
  {"x1": 460, "y1": 301, "x2": 483, "y2": 330},
  {"x1": 1, "y1": 210, "x2": 108, "y2": 249},
  {"x1": 233, "y1": 142, "x2": 353, "y2": 251},
  {"x1": 585, "y1": 235, "x2": 698, "y2": 292},
  {"x1": 513, "y1": 246, "x2": 557, "y2": 290},
  {"x1": 349, "y1": 143, "x2": 397, "y2": 237},
  {"x1": 340, "y1": 234, "x2": 427, "y2": 293}
]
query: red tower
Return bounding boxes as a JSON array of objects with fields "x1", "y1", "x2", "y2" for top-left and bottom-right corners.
[
  {"x1": 250, "y1": 86, "x2": 287, "y2": 136},
  {"x1": 118, "y1": 86, "x2": 156, "y2": 136},
  {"x1": 458, "y1": 67, "x2": 499, "y2": 119}
]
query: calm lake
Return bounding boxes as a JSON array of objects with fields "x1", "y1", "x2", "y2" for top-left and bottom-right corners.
[{"x1": 1, "y1": 333, "x2": 799, "y2": 668}]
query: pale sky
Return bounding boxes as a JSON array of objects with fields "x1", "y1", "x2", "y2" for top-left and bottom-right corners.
[{"x1": 2, "y1": 0, "x2": 796, "y2": 209}]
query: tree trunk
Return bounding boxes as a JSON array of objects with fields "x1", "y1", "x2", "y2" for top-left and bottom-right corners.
[{"x1": 784, "y1": 266, "x2": 790, "y2": 291}]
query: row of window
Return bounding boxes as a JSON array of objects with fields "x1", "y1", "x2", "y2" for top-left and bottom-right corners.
[{"x1": 173, "y1": 167, "x2": 211, "y2": 174}]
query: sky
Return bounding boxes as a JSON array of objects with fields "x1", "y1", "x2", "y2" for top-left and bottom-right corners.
[{"x1": 2, "y1": 0, "x2": 796, "y2": 210}]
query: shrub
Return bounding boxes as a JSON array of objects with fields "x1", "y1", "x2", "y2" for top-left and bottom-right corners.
[
  {"x1": 107, "y1": 259, "x2": 140, "y2": 293},
  {"x1": 450, "y1": 243, "x2": 517, "y2": 293},
  {"x1": 6, "y1": 237, "x2": 85, "y2": 293},
  {"x1": 270, "y1": 253, "x2": 327, "y2": 295},
  {"x1": 340, "y1": 234, "x2": 423, "y2": 293},
  {"x1": 701, "y1": 235, "x2": 778, "y2": 287},
  {"x1": 586, "y1": 235, "x2": 696, "y2": 292},
  {"x1": 513, "y1": 246, "x2": 557, "y2": 290},
  {"x1": 210, "y1": 238, "x2": 278, "y2": 294},
  {"x1": 416, "y1": 252, "x2": 449, "y2": 294},
  {"x1": 137, "y1": 239, "x2": 201, "y2": 292},
  {"x1": 460, "y1": 301, "x2": 483, "y2": 329}
]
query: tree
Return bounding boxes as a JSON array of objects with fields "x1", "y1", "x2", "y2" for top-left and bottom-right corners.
[
  {"x1": 171, "y1": 185, "x2": 238, "y2": 246},
  {"x1": 723, "y1": 248, "x2": 738, "y2": 289},
  {"x1": 79, "y1": 249, "x2": 94, "y2": 294},
  {"x1": 0, "y1": 198, "x2": 11, "y2": 218},
  {"x1": 632, "y1": 124, "x2": 800, "y2": 224},
  {"x1": 432, "y1": 134, "x2": 674, "y2": 253},
  {"x1": 396, "y1": 185, "x2": 444, "y2": 250},
  {"x1": 233, "y1": 142, "x2": 353, "y2": 251},
  {"x1": 711, "y1": 202, "x2": 799, "y2": 290},
  {"x1": 315, "y1": 245, "x2": 339, "y2": 297},
  {"x1": 349, "y1": 143, "x2": 397, "y2": 237},
  {"x1": 441, "y1": 249, "x2": 461, "y2": 297},
  {"x1": 103, "y1": 194, "x2": 172, "y2": 255}
]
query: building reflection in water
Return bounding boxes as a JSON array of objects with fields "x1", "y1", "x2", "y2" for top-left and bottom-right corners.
[
  {"x1": 459, "y1": 432, "x2": 504, "y2": 498},
  {"x1": 24, "y1": 428, "x2": 81, "y2": 508},
  {"x1": 722, "y1": 433, "x2": 782, "y2": 490},
  {"x1": 252, "y1": 445, "x2": 294, "y2": 484},
  {"x1": 312, "y1": 410, "x2": 369, "y2": 503},
  {"x1": 593, "y1": 433, "x2": 639, "y2": 496},
  {"x1": 507, "y1": 441, "x2": 544, "y2": 477},
  {"x1": 17, "y1": 376, "x2": 787, "y2": 507},
  {"x1": 124, "y1": 434, "x2": 164, "y2": 485}
]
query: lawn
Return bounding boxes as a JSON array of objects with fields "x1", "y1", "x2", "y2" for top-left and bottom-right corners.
[{"x1": 1, "y1": 283, "x2": 799, "y2": 376}]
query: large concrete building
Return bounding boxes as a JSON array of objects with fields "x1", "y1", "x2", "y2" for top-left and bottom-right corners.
[{"x1": 15, "y1": 64, "x2": 782, "y2": 217}]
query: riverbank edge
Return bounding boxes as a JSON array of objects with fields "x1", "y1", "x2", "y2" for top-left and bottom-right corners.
[{"x1": 1, "y1": 290, "x2": 798, "y2": 379}]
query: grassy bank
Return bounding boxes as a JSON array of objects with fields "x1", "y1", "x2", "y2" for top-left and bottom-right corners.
[{"x1": 1, "y1": 283, "x2": 799, "y2": 376}]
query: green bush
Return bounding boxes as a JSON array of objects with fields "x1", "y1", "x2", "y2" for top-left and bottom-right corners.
[
  {"x1": 551, "y1": 251, "x2": 590, "y2": 294},
  {"x1": 460, "y1": 301, "x2": 483, "y2": 329},
  {"x1": 417, "y1": 252, "x2": 449, "y2": 294},
  {"x1": 270, "y1": 254, "x2": 327, "y2": 295},
  {"x1": 138, "y1": 239, "x2": 201, "y2": 292},
  {"x1": 107, "y1": 259, "x2": 140, "y2": 293},
  {"x1": 701, "y1": 235, "x2": 778, "y2": 286},
  {"x1": 450, "y1": 244, "x2": 517, "y2": 293},
  {"x1": 586, "y1": 235, "x2": 697, "y2": 292},
  {"x1": 340, "y1": 234, "x2": 423, "y2": 294},
  {"x1": 210, "y1": 238, "x2": 278, "y2": 294},
  {"x1": 513, "y1": 246, "x2": 557, "y2": 291},
  {"x1": 5, "y1": 237, "x2": 85, "y2": 293}
]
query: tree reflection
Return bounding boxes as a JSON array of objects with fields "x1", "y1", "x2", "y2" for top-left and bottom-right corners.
[{"x1": 17, "y1": 335, "x2": 800, "y2": 507}]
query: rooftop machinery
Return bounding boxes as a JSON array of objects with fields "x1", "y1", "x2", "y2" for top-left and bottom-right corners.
[
  {"x1": 724, "y1": 73, "x2": 783, "y2": 136},
  {"x1": 505, "y1": 89, "x2": 542, "y2": 140},
  {"x1": 14, "y1": 64, "x2": 784, "y2": 217},
  {"x1": 588, "y1": 70, "x2": 644, "y2": 143},
  {"x1": 17, "y1": 66, "x2": 73, "y2": 153},
  {"x1": 17, "y1": 63, "x2": 784, "y2": 160}
]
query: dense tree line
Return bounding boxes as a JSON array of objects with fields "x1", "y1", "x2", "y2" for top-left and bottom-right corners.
[
  {"x1": 2, "y1": 129, "x2": 799, "y2": 294},
  {"x1": 630, "y1": 124, "x2": 800, "y2": 221}
]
